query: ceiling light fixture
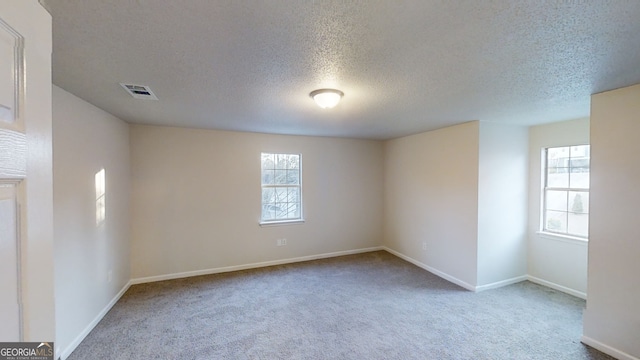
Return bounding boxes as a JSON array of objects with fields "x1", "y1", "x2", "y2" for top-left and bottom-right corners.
[{"x1": 309, "y1": 88, "x2": 344, "y2": 109}]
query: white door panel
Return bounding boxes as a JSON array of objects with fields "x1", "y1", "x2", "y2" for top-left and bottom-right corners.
[
  {"x1": 0, "y1": 2, "x2": 30, "y2": 343},
  {"x1": 0, "y1": 184, "x2": 19, "y2": 341}
]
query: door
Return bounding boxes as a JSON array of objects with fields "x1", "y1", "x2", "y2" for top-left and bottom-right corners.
[
  {"x1": 0, "y1": 2, "x2": 29, "y2": 342},
  {"x1": 0, "y1": 184, "x2": 20, "y2": 341},
  {"x1": 1, "y1": 1, "x2": 53, "y2": 345}
]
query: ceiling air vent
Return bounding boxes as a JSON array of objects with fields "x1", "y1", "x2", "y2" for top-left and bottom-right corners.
[{"x1": 119, "y1": 83, "x2": 159, "y2": 100}]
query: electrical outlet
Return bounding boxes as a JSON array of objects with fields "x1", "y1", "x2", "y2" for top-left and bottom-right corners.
[
  {"x1": 108, "y1": 270, "x2": 113, "y2": 283},
  {"x1": 277, "y1": 238, "x2": 287, "y2": 246},
  {"x1": 422, "y1": 242, "x2": 427, "y2": 251}
]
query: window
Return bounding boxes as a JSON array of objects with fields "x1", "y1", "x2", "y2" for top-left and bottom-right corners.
[
  {"x1": 261, "y1": 153, "x2": 302, "y2": 223},
  {"x1": 543, "y1": 145, "x2": 590, "y2": 238}
]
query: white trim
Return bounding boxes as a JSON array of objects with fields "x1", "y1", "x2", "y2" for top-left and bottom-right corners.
[
  {"x1": 259, "y1": 219, "x2": 305, "y2": 227},
  {"x1": 56, "y1": 248, "x2": 601, "y2": 360},
  {"x1": 527, "y1": 275, "x2": 586, "y2": 299},
  {"x1": 581, "y1": 335, "x2": 640, "y2": 360},
  {"x1": 381, "y1": 247, "x2": 532, "y2": 293},
  {"x1": 59, "y1": 280, "x2": 132, "y2": 360},
  {"x1": 260, "y1": 152, "x2": 303, "y2": 225},
  {"x1": 475, "y1": 275, "x2": 528, "y2": 292},
  {"x1": 381, "y1": 246, "x2": 476, "y2": 291},
  {"x1": 131, "y1": 247, "x2": 384, "y2": 285},
  {"x1": 536, "y1": 231, "x2": 588, "y2": 245}
]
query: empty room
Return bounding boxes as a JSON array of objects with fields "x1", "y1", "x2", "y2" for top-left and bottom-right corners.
[{"x1": 1, "y1": 1, "x2": 639, "y2": 360}]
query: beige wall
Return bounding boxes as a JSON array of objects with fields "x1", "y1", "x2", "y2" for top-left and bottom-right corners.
[
  {"x1": 382, "y1": 121, "x2": 529, "y2": 290},
  {"x1": 129, "y1": 125, "x2": 383, "y2": 279},
  {"x1": 477, "y1": 122, "x2": 528, "y2": 287},
  {"x1": 527, "y1": 118, "x2": 590, "y2": 298},
  {"x1": 49, "y1": 74, "x2": 638, "y2": 359},
  {"x1": 53, "y1": 86, "x2": 131, "y2": 358},
  {"x1": 382, "y1": 122, "x2": 480, "y2": 288},
  {"x1": 583, "y1": 84, "x2": 640, "y2": 359}
]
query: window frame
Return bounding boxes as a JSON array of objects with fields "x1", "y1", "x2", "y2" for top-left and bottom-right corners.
[
  {"x1": 541, "y1": 145, "x2": 590, "y2": 239},
  {"x1": 259, "y1": 152, "x2": 304, "y2": 226}
]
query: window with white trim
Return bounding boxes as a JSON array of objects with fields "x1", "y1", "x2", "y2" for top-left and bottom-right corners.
[
  {"x1": 261, "y1": 153, "x2": 302, "y2": 223},
  {"x1": 543, "y1": 145, "x2": 590, "y2": 238}
]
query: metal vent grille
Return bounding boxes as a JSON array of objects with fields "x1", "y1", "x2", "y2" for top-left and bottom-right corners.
[{"x1": 119, "y1": 83, "x2": 158, "y2": 100}]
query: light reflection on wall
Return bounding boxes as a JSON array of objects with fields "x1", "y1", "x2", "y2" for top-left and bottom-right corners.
[{"x1": 95, "y1": 168, "x2": 105, "y2": 226}]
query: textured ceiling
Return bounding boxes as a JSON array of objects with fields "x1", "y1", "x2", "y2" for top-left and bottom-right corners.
[{"x1": 43, "y1": 0, "x2": 640, "y2": 140}]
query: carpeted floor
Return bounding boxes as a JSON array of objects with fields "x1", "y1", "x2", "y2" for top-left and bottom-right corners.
[{"x1": 68, "y1": 251, "x2": 614, "y2": 359}]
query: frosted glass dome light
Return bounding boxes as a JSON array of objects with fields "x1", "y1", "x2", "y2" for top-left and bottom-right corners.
[{"x1": 310, "y1": 89, "x2": 344, "y2": 109}]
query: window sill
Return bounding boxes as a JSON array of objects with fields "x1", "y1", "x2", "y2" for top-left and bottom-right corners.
[
  {"x1": 536, "y1": 231, "x2": 588, "y2": 245},
  {"x1": 259, "y1": 219, "x2": 305, "y2": 227}
]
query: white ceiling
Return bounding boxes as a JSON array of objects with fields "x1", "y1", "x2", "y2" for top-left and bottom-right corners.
[{"x1": 42, "y1": 0, "x2": 640, "y2": 140}]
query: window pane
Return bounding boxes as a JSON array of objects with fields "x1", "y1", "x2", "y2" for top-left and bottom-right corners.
[
  {"x1": 275, "y1": 169, "x2": 287, "y2": 184},
  {"x1": 261, "y1": 186, "x2": 277, "y2": 221},
  {"x1": 262, "y1": 187, "x2": 274, "y2": 203},
  {"x1": 262, "y1": 207, "x2": 276, "y2": 221},
  {"x1": 547, "y1": 167, "x2": 569, "y2": 188},
  {"x1": 285, "y1": 202, "x2": 299, "y2": 218},
  {"x1": 287, "y1": 187, "x2": 300, "y2": 203},
  {"x1": 570, "y1": 145, "x2": 590, "y2": 159},
  {"x1": 286, "y1": 169, "x2": 299, "y2": 184},
  {"x1": 547, "y1": 147, "x2": 569, "y2": 187},
  {"x1": 569, "y1": 157, "x2": 590, "y2": 168},
  {"x1": 547, "y1": 147, "x2": 569, "y2": 169},
  {"x1": 547, "y1": 147, "x2": 570, "y2": 161},
  {"x1": 261, "y1": 153, "x2": 275, "y2": 169},
  {"x1": 545, "y1": 210, "x2": 567, "y2": 232},
  {"x1": 569, "y1": 191, "x2": 589, "y2": 214},
  {"x1": 569, "y1": 167, "x2": 589, "y2": 188},
  {"x1": 568, "y1": 212, "x2": 589, "y2": 237},
  {"x1": 276, "y1": 154, "x2": 288, "y2": 169},
  {"x1": 545, "y1": 190, "x2": 567, "y2": 211},
  {"x1": 288, "y1": 155, "x2": 300, "y2": 169},
  {"x1": 274, "y1": 187, "x2": 288, "y2": 202},
  {"x1": 276, "y1": 203, "x2": 288, "y2": 218},
  {"x1": 262, "y1": 169, "x2": 274, "y2": 185}
]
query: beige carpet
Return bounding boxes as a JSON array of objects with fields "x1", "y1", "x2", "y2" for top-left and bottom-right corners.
[{"x1": 68, "y1": 251, "x2": 613, "y2": 359}]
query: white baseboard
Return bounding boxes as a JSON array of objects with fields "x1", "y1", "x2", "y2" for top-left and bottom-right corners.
[
  {"x1": 131, "y1": 246, "x2": 384, "y2": 285},
  {"x1": 581, "y1": 335, "x2": 640, "y2": 360},
  {"x1": 381, "y1": 246, "x2": 476, "y2": 291},
  {"x1": 59, "y1": 247, "x2": 382, "y2": 359},
  {"x1": 475, "y1": 275, "x2": 528, "y2": 292},
  {"x1": 58, "y1": 247, "x2": 597, "y2": 360},
  {"x1": 527, "y1": 275, "x2": 586, "y2": 299},
  {"x1": 59, "y1": 280, "x2": 132, "y2": 360}
]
